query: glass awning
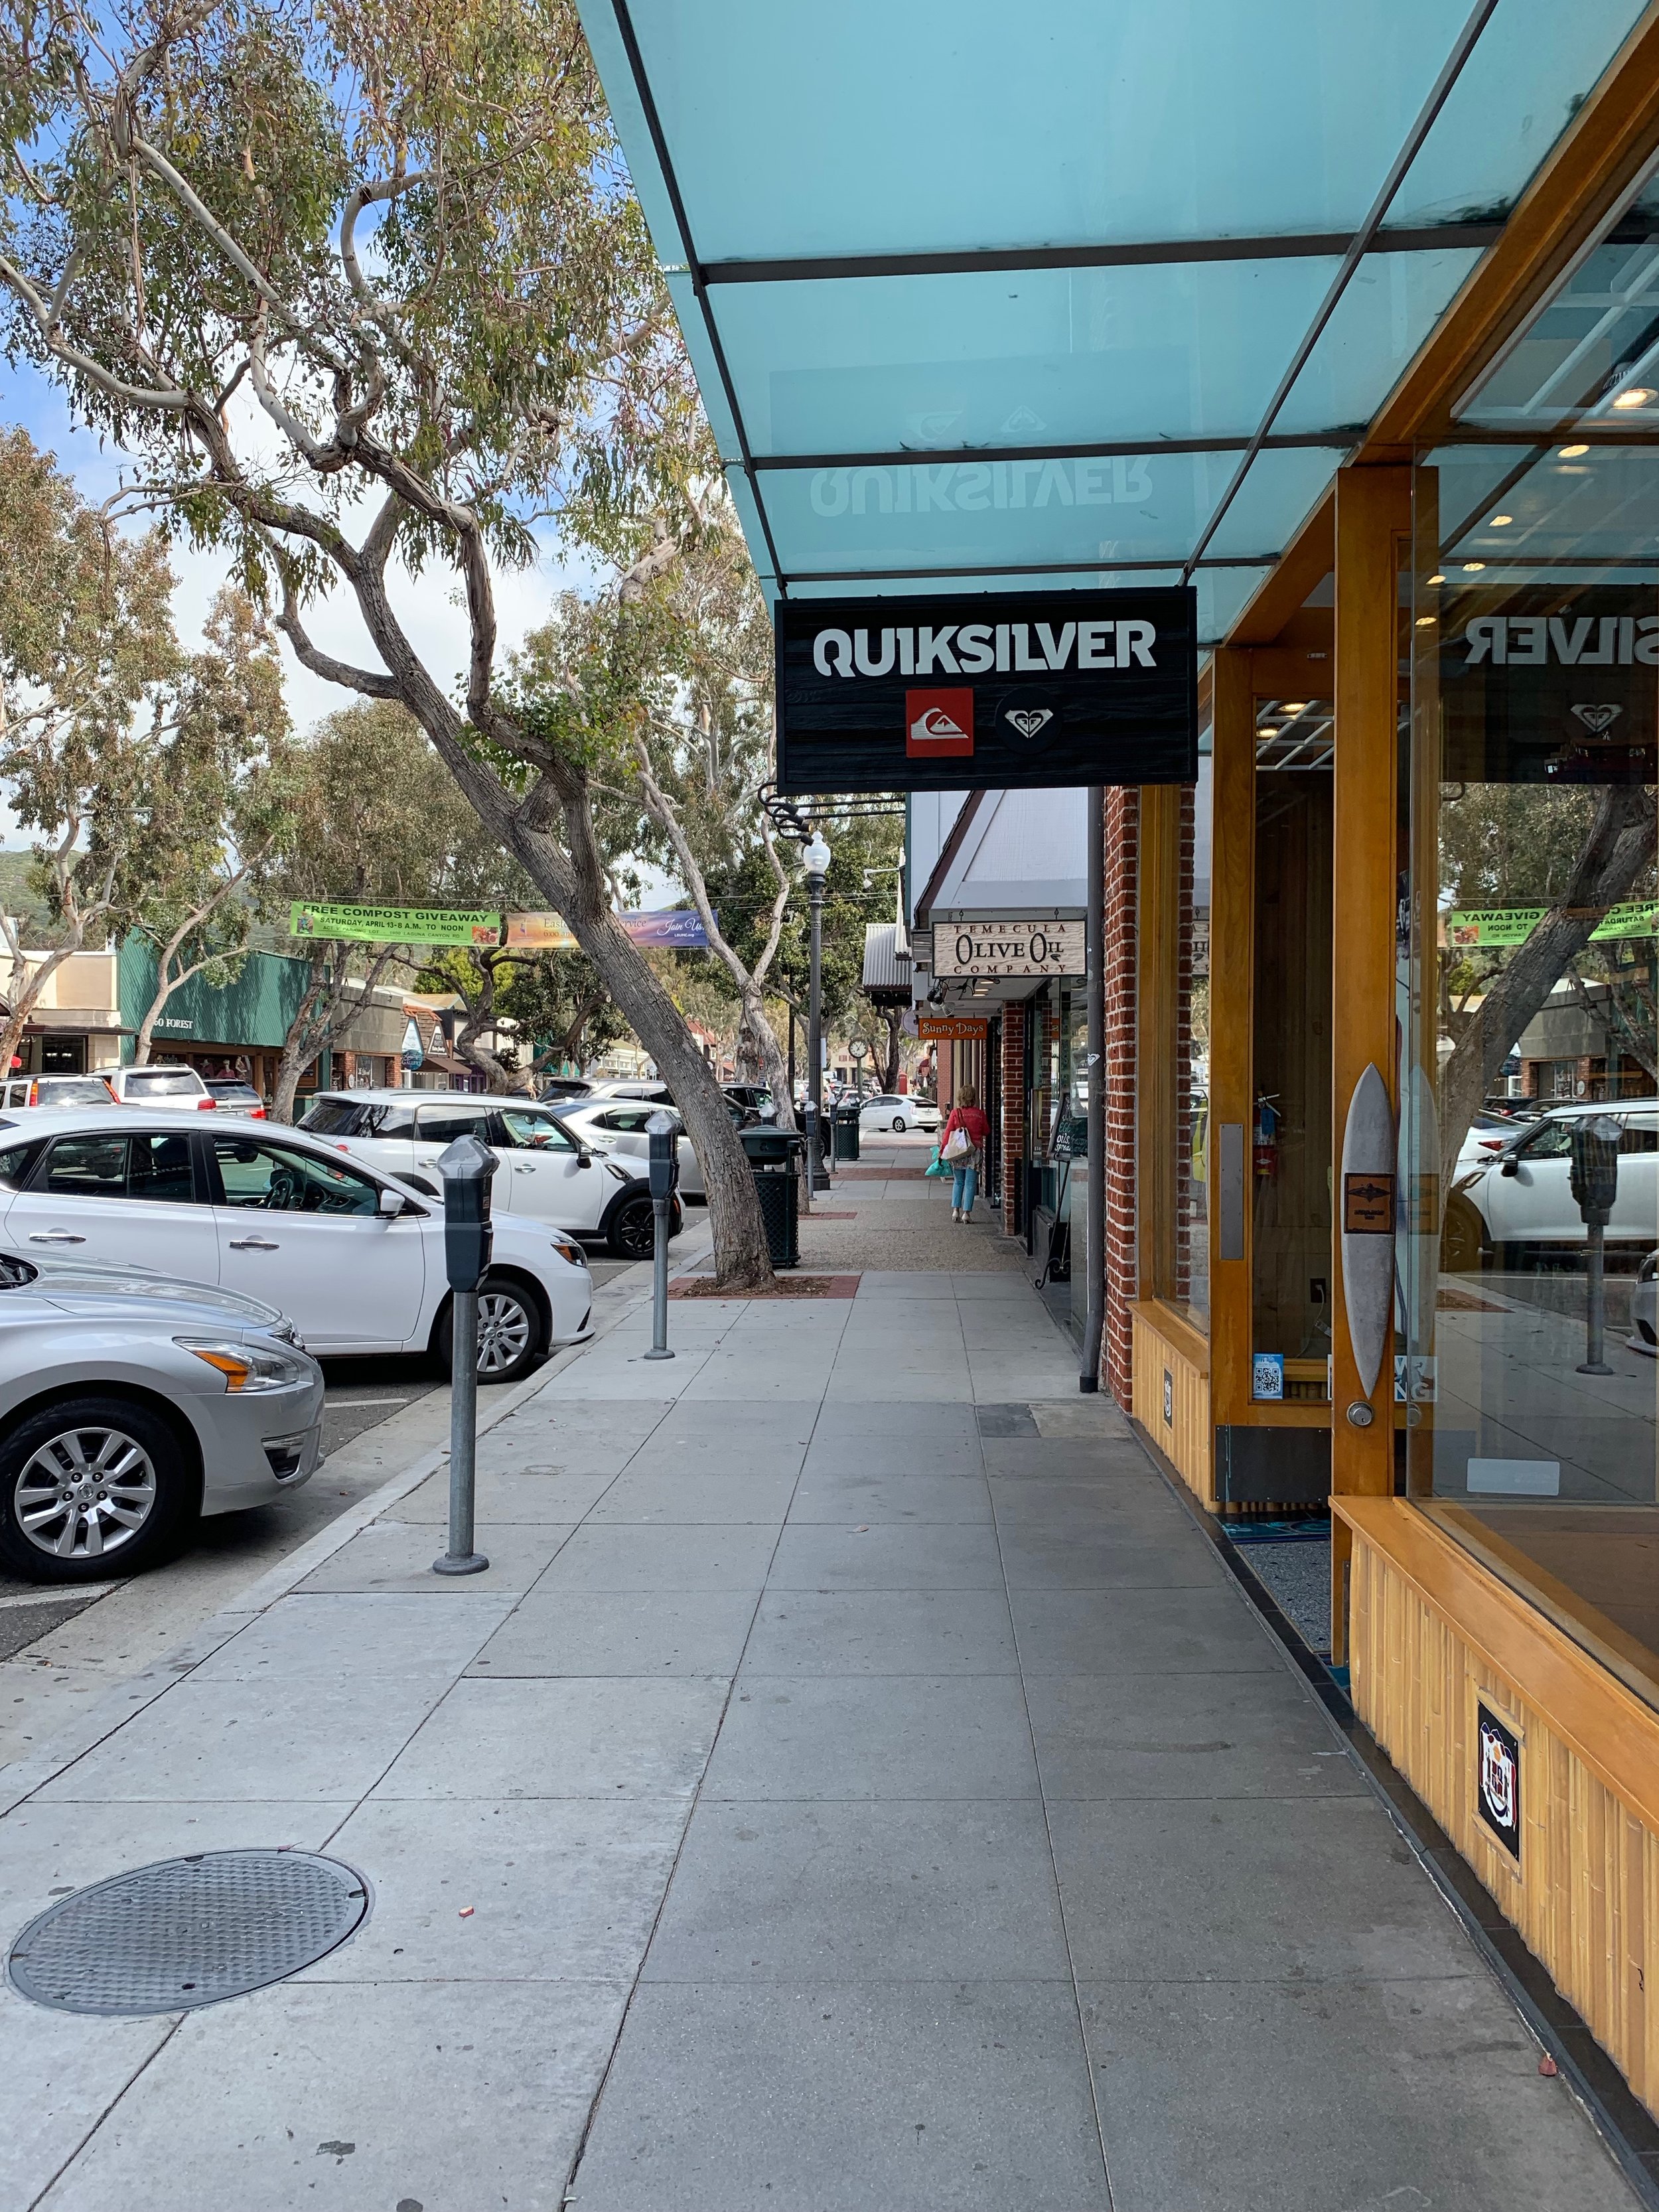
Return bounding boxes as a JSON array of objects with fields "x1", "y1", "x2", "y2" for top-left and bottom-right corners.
[{"x1": 577, "y1": 0, "x2": 1652, "y2": 638}]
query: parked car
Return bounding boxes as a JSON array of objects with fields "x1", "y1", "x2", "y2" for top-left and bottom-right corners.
[
  {"x1": 859, "y1": 1093, "x2": 941, "y2": 1134},
  {"x1": 1453, "y1": 1107, "x2": 1528, "y2": 1177},
  {"x1": 1445, "y1": 1099, "x2": 1659, "y2": 1269},
  {"x1": 1630, "y1": 1250, "x2": 1658, "y2": 1357},
  {"x1": 104, "y1": 1065, "x2": 216, "y2": 1110},
  {"x1": 204, "y1": 1078, "x2": 267, "y2": 1118},
  {"x1": 299, "y1": 1088, "x2": 679, "y2": 1261},
  {"x1": 582, "y1": 1078, "x2": 674, "y2": 1105},
  {"x1": 0, "y1": 1075, "x2": 115, "y2": 1110},
  {"x1": 0, "y1": 1248, "x2": 323, "y2": 1584},
  {"x1": 0, "y1": 1108, "x2": 592, "y2": 1382},
  {"x1": 724, "y1": 1084, "x2": 773, "y2": 1117},
  {"x1": 549, "y1": 1098, "x2": 704, "y2": 1200}
]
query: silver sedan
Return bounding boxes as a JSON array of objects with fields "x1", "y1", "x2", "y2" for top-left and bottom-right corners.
[
  {"x1": 549, "y1": 1100, "x2": 706, "y2": 1199},
  {"x1": 0, "y1": 1253, "x2": 323, "y2": 1584}
]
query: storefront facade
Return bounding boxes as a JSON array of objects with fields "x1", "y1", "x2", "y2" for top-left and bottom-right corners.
[{"x1": 583, "y1": 0, "x2": 1659, "y2": 2126}]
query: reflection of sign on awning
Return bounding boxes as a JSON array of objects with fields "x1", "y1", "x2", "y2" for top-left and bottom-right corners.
[
  {"x1": 1439, "y1": 585, "x2": 1659, "y2": 784},
  {"x1": 1446, "y1": 901, "x2": 1659, "y2": 946},
  {"x1": 917, "y1": 1015, "x2": 989, "y2": 1040}
]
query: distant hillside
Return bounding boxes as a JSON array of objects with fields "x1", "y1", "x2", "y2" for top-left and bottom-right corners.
[{"x1": 0, "y1": 851, "x2": 56, "y2": 935}]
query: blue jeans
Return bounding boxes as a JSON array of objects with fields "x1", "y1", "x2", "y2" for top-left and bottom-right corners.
[{"x1": 952, "y1": 1163, "x2": 978, "y2": 1215}]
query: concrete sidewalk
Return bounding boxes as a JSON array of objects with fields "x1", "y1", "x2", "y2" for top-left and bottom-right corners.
[{"x1": 0, "y1": 1175, "x2": 1638, "y2": 2211}]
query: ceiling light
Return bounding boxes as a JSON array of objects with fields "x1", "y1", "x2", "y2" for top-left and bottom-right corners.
[
  {"x1": 1489, "y1": 514, "x2": 1514, "y2": 527},
  {"x1": 1463, "y1": 561, "x2": 1486, "y2": 573},
  {"x1": 1613, "y1": 387, "x2": 1654, "y2": 410},
  {"x1": 1281, "y1": 701, "x2": 1307, "y2": 713},
  {"x1": 1415, "y1": 615, "x2": 1437, "y2": 627},
  {"x1": 1427, "y1": 572, "x2": 1445, "y2": 585},
  {"x1": 1558, "y1": 443, "x2": 1589, "y2": 459}
]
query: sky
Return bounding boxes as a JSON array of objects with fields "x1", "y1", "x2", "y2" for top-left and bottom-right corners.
[{"x1": 0, "y1": 355, "x2": 680, "y2": 900}]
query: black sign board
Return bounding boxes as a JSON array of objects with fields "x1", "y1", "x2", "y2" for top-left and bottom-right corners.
[
  {"x1": 776, "y1": 588, "x2": 1198, "y2": 794},
  {"x1": 1475, "y1": 1701, "x2": 1522, "y2": 1860},
  {"x1": 1439, "y1": 583, "x2": 1659, "y2": 785}
]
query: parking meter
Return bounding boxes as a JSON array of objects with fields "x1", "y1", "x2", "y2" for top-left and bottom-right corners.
[
  {"x1": 438, "y1": 1131, "x2": 497, "y2": 1291},
  {"x1": 1570, "y1": 1113, "x2": 1622, "y2": 1378},
  {"x1": 432, "y1": 1132, "x2": 498, "y2": 1578},
  {"x1": 1570, "y1": 1114, "x2": 1621, "y2": 1224},
  {"x1": 644, "y1": 1111, "x2": 678, "y2": 1361}
]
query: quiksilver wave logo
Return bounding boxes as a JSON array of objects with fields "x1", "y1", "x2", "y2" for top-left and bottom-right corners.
[
  {"x1": 813, "y1": 619, "x2": 1156, "y2": 680},
  {"x1": 906, "y1": 690, "x2": 974, "y2": 759}
]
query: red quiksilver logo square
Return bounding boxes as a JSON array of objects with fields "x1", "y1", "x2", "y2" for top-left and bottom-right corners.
[{"x1": 905, "y1": 688, "x2": 974, "y2": 759}]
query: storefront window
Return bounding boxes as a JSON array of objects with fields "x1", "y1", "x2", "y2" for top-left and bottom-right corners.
[
  {"x1": 1175, "y1": 744, "x2": 1214, "y2": 1325},
  {"x1": 1252, "y1": 703, "x2": 1334, "y2": 1400},
  {"x1": 1404, "y1": 444, "x2": 1659, "y2": 1708}
]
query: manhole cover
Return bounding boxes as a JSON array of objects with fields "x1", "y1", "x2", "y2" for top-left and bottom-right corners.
[{"x1": 7, "y1": 1850, "x2": 368, "y2": 2016}]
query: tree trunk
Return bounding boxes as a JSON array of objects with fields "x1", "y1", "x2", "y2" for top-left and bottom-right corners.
[
  {"x1": 881, "y1": 1008, "x2": 903, "y2": 1092},
  {"x1": 1439, "y1": 783, "x2": 1656, "y2": 1187},
  {"x1": 271, "y1": 964, "x2": 332, "y2": 1124}
]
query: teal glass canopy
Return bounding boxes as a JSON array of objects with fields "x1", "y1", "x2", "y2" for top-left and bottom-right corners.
[{"x1": 577, "y1": 0, "x2": 1652, "y2": 640}]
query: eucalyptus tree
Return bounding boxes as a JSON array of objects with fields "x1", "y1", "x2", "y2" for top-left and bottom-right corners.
[{"x1": 0, "y1": 0, "x2": 775, "y2": 1283}]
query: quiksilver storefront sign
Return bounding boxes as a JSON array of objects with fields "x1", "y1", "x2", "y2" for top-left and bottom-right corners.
[
  {"x1": 776, "y1": 589, "x2": 1197, "y2": 794},
  {"x1": 1439, "y1": 583, "x2": 1659, "y2": 784},
  {"x1": 934, "y1": 919, "x2": 1085, "y2": 978}
]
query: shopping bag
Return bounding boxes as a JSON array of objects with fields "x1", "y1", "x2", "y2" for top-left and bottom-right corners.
[
  {"x1": 924, "y1": 1146, "x2": 950, "y2": 1179},
  {"x1": 942, "y1": 1126, "x2": 972, "y2": 1163}
]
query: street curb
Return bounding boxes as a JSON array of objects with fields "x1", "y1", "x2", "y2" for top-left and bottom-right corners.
[{"x1": 0, "y1": 1224, "x2": 713, "y2": 1818}]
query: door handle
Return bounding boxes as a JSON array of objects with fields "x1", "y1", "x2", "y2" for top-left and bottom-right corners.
[
  {"x1": 29, "y1": 1230, "x2": 85, "y2": 1244},
  {"x1": 228, "y1": 1236, "x2": 280, "y2": 1251}
]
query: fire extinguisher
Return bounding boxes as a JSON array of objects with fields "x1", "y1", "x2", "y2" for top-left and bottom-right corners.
[{"x1": 1253, "y1": 1094, "x2": 1280, "y2": 1181}]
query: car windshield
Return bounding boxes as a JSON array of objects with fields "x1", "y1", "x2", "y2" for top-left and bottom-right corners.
[
  {"x1": 124, "y1": 1069, "x2": 201, "y2": 1096},
  {"x1": 37, "y1": 1078, "x2": 114, "y2": 1105}
]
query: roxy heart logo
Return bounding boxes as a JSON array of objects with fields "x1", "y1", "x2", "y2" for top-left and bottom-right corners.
[
  {"x1": 906, "y1": 688, "x2": 974, "y2": 759},
  {"x1": 1571, "y1": 703, "x2": 1623, "y2": 735},
  {"x1": 1007, "y1": 708, "x2": 1053, "y2": 741}
]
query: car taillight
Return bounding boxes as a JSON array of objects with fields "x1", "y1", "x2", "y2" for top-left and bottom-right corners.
[
  {"x1": 197, "y1": 1096, "x2": 217, "y2": 1110},
  {"x1": 251, "y1": 1105, "x2": 267, "y2": 1118}
]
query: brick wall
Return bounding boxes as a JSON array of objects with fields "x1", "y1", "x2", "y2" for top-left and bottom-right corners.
[
  {"x1": 1000, "y1": 1001, "x2": 1026, "y2": 1238},
  {"x1": 1102, "y1": 786, "x2": 1139, "y2": 1400}
]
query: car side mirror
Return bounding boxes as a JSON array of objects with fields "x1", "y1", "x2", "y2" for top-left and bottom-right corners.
[
  {"x1": 378, "y1": 1184, "x2": 405, "y2": 1216},
  {"x1": 575, "y1": 1150, "x2": 593, "y2": 1167},
  {"x1": 1500, "y1": 1157, "x2": 1520, "y2": 1177}
]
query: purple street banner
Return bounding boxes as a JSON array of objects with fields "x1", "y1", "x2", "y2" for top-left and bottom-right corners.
[{"x1": 504, "y1": 909, "x2": 713, "y2": 951}]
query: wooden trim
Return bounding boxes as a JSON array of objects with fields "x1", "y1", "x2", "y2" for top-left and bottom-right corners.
[
  {"x1": 1208, "y1": 648, "x2": 1256, "y2": 1426},
  {"x1": 1225, "y1": 488, "x2": 1334, "y2": 648},
  {"x1": 1127, "y1": 1295, "x2": 1210, "y2": 1375},
  {"x1": 1335, "y1": 1496, "x2": 1659, "y2": 1838},
  {"x1": 1224, "y1": 1402, "x2": 1334, "y2": 1431},
  {"x1": 1331, "y1": 465, "x2": 1409, "y2": 1495},
  {"x1": 1364, "y1": 5, "x2": 1659, "y2": 454},
  {"x1": 1137, "y1": 784, "x2": 1181, "y2": 1299}
]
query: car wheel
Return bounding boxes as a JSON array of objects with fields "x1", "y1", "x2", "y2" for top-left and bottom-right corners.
[
  {"x1": 608, "y1": 1192, "x2": 658, "y2": 1262},
  {"x1": 891, "y1": 1115, "x2": 906, "y2": 1133},
  {"x1": 0, "y1": 1396, "x2": 194, "y2": 1584},
  {"x1": 1441, "y1": 1196, "x2": 1490, "y2": 1273},
  {"x1": 437, "y1": 1274, "x2": 543, "y2": 1386}
]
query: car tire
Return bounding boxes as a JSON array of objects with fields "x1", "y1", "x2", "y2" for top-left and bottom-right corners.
[
  {"x1": 607, "y1": 1191, "x2": 658, "y2": 1262},
  {"x1": 1441, "y1": 1196, "x2": 1490, "y2": 1273},
  {"x1": 0, "y1": 1395, "x2": 195, "y2": 1584},
  {"x1": 436, "y1": 1273, "x2": 544, "y2": 1386},
  {"x1": 891, "y1": 1115, "x2": 906, "y2": 1133}
]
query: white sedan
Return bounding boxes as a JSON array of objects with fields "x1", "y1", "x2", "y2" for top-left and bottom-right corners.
[
  {"x1": 0, "y1": 1108, "x2": 593, "y2": 1383},
  {"x1": 549, "y1": 1099, "x2": 705, "y2": 1200},
  {"x1": 859, "y1": 1094, "x2": 941, "y2": 1135}
]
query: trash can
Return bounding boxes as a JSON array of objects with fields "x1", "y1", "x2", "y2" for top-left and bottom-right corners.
[
  {"x1": 833, "y1": 1098, "x2": 861, "y2": 1162},
  {"x1": 739, "y1": 1126, "x2": 804, "y2": 1268}
]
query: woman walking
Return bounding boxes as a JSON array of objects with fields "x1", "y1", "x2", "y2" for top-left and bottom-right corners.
[{"x1": 940, "y1": 1084, "x2": 991, "y2": 1224}]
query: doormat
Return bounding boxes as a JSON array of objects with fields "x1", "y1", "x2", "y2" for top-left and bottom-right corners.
[
  {"x1": 669, "y1": 1274, "x2": 862, "y2": 1299},
  {"x1": 802, "y1": 1210, "x2": 857, "y2": 1219},
  {"x1": 830, "y1": 1166, "x2": 925, "y2": 1179}
]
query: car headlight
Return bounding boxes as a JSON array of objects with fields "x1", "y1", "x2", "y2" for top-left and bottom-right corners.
[
  {"x1": 177, "y1": 1337, "x2": 313, "y2": 1393},
  {"x1": 551, "y1": 1236, "x2": 589, "y2": 1269},
  {"x1": 267, "y1": 1317, "x2": 305, "y2": 1351}
]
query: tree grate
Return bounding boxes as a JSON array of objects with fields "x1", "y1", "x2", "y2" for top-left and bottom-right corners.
[{"x1": 7, "y1": 1850, "x2": 368, "y2": 2016}]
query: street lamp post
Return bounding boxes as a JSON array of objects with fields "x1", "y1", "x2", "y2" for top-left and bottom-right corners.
[{"x1": 804, "y1": 829, "x2": 831, "y2": 1195}]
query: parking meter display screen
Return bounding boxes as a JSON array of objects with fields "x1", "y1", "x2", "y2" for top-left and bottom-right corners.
[{"x1": 775, "y1": 589, "x2": 1198, "y2": 793}]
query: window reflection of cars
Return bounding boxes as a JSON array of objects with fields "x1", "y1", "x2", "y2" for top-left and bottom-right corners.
[{"x1": 1445, "y1": 1101, "x2": 1659, "y2": 1269}]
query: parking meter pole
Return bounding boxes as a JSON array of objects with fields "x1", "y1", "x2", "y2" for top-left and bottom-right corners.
[
  {"x1": 1570, "y1": 1114, "x2": 1620, "y2": 1380},
  {"x1": 643, "y1": 1113, "x2": 678, "y2": 1362},
  {"x1": 433, "y1": 1132, "x2": 496, "y2": 1578},
  {"x1": 807, "y1": 855, "x2": 830, "y2": 1196}
]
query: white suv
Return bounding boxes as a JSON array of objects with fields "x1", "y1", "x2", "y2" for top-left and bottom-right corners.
[
  {"x1": 299, "y1": 1089, "x2": 678, "y2": 1261},
  {"x1": 105, "y1": 1065, "x2": 215, "y2": 1110}
]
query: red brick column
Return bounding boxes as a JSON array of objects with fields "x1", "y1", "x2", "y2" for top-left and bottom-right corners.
[
  {"x1": 1000, "y1": 1001, "x2": 1025, "y2": 1237},
  {"x1": 1102, "y1": 786, "x2": 1139, "y2": 1401}
]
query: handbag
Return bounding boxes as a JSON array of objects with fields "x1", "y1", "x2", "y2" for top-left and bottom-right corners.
[{"x1": 942, "y1": 1126, "x2": 972, "y2": 1163}]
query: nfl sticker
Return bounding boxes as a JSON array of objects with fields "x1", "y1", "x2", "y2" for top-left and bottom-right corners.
[{"x1": 1476, "y1": 1701, "x2": 1522, "y2": 1861}]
